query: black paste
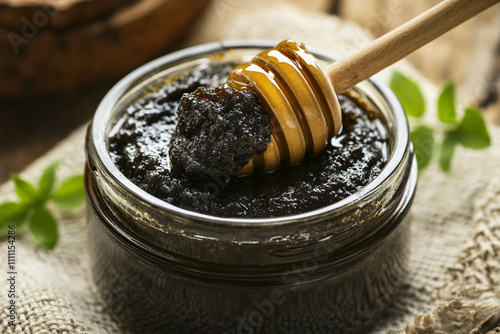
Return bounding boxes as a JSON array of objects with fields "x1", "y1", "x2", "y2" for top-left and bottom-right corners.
[
  {"x1": 109, "y1": 63, "x2": 388, "y2": 218},
  {"x1": 169, "y1": 85, "x2": 272, "y2": 182}
]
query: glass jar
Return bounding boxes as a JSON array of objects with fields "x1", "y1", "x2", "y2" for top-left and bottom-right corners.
[{"x1": 85, "y1": 41, "x2": 417, "y2": 334}]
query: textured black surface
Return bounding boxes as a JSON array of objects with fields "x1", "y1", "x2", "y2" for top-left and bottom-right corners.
[
  {"x1": 169, "y1": 85, "x2": 272, "y2": 182},
  {"x1": 108, "y1": 63, "x2": 389, "y2": 218}
]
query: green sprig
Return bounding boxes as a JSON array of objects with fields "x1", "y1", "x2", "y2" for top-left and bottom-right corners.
[
  {"x1": 390, "y1": 71, "x2": 426, "y2": 118},
  {"x1": 0, "y1": 161, "x2": 86, "y2": 249},
  {"x1": 390, "y1": 71, "x2": 491, "y2": 172}
]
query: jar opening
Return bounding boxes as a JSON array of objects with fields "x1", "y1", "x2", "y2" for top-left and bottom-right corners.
[{"x1": 89, "y1": 40, "x2": 410, "y2": 226}]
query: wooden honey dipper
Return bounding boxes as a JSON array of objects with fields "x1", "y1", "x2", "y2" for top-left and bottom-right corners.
[{"x1": 227, "y1": 0, "x2": 499, "y2": 175}]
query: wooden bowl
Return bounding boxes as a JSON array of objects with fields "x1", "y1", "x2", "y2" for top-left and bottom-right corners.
[{"x1": 0, "y1": 0, "x2": 212, "y2": 96}]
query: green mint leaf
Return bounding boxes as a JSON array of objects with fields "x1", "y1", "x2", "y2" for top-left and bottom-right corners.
[
  {"x1": 411, "y1": 125, "x2": 435, "y2": 171},
  {"x1": 52, "y1": 175, "x2": 86, "y2": 209},
  {"x1": 437, "y1": 79, "x2": 457, "y2": 124},
  {"x1": 11, "y1": 174, "x2": 39, "y2": 205},
  {"x1": 0, "y1": 201, "x2": 29, "y2": 234},
  {"x1": 390, "y1": 71, "x2": 426, "y2": 118},
  {"x1": 29, "y1": 205, "x2": 58, "y2": 250},
  {"x1": 39, "y1": 161, "x2": 60, "y2": 199},
  {"x1": 439, "y1": 133, "x2": 458, "y2": 172},
  {"x1": 455, "y1": 106, "x2": 491, "y2": 149}
]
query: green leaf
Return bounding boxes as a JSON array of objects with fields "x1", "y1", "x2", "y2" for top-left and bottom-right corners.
[
  {"x1": 52, "y1": 175, "x2": 86, "y2": 209},
  {"x1": 439, "y1": 133, "x2": 458, "y2": 172},
  {"x1": 455, "y1": 106, "x2": 491, "y2": 149},
  {"x1": 437, "y1": 79, "x2": 457, "y2": 124},
  {"x1": 29, "y1": 205, "x2": 58, "y2": 249},
  {"x1": 39, "y1": 161, "x2": 60, "y2": 199},
  {"x1": 411, "y1": 125, "x2": 435, "y2": 171},
  {"x1": 11, "y1": 174, "x2": 39, "y2": 205},
  {"x1": 0, "y1": 201, "x2": 29, "y2": 234},
  {"x1": 390, "y1": 71, "x2": 426, "y2": 118}
]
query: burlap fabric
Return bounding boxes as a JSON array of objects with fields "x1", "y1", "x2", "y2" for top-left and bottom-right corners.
[{"x1": 1, "y1": 3, "x2": 500, "y2": 333}]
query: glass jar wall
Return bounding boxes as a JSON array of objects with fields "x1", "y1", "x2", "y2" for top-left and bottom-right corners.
[{"x1": 85, "y1": 41, "x2": 417, "y2": 334}]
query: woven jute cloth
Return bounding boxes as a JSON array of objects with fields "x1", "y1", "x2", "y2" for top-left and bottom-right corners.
[{"x1": 1, "y1": 3, "x2": 500, "y2": 333}]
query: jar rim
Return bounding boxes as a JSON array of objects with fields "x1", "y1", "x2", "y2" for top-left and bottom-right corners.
[{"x1": 90, "y1": 40, "x2": 410, "y2": 227}]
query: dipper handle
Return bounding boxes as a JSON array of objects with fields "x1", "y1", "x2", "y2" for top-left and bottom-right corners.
[{"x1": 327, "y1": 0, "x2": 500, "y2": 93}]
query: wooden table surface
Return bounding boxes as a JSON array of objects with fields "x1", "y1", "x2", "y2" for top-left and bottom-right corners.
[{"x1": 1, "y1": 0, "x2": 499, "y2": 183}]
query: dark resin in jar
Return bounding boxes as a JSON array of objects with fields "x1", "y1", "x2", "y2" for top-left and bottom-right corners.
[{"x1": 108, "y1": 63, "x2": 389, "y2": 217}]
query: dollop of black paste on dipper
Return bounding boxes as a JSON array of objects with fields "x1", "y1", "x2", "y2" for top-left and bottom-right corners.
[{"x1": 169, "y1": 86, "x2": 272, "y2": 181}]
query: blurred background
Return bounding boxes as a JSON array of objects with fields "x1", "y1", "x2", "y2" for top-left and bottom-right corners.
[{"x1": 1, "y1": 0, "x2": 499, "y2": 183}]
